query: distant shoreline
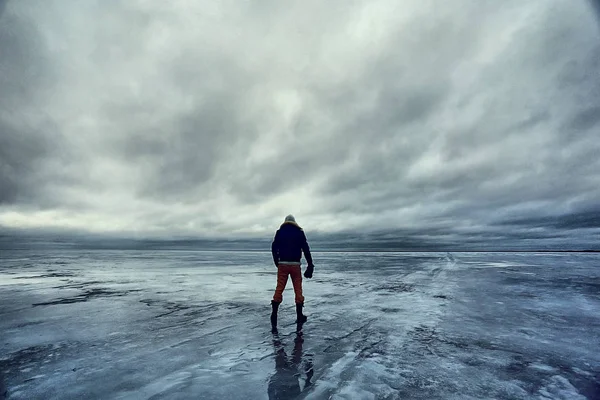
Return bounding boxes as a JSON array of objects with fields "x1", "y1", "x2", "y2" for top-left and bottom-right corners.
[{"x1": 0, "y1": 246, "x2": 598, "y2": 253}]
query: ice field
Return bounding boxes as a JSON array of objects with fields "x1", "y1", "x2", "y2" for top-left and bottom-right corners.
[{"x1": 1, "y1": 250, "x2": 599, "y2": 399}]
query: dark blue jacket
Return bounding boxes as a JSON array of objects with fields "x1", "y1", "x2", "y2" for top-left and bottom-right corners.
[{"x1": 271, "y1": 222, "x2": 314, "y2": 266}]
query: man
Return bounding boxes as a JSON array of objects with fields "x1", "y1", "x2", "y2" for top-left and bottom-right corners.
[{"x1": 270, "y1": 215, "x2": 315, "y2": 331}]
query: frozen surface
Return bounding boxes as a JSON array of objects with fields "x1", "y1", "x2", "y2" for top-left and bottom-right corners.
[{"x1": 1, "y1": 250, "x2": 599, "y2": 399}]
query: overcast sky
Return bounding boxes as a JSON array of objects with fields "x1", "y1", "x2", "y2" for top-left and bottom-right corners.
[{"x1": 1, "y1": 0, "x2": 599, "y2": 248}]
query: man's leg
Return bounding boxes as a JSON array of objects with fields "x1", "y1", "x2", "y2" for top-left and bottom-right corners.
[
  {"x1": 273, "y1": 265, "x2": 290, "y2": 303},
  {"x1": 290, "y1": 266, "x2": 307, "y2": 323},
  {"x1": 271, "y1": 266, "x2": 290, "y2": 332},
  {"x1": 289, "y1": 266, "x2": 305, "y2": 304}
]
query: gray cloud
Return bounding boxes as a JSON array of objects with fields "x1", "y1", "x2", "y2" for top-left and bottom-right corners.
[
  {"x1": 0, "y1": 0, "x2": 599, "y2": 249},
  {"x1": 591, "y1": 0, "x2": 600, "y2": 22},
  {"x1": 498, "y1": 207, "x2": 600, "y2": 230},
  {"x1": 566, "y1": 106, "x2": 600, "y2": 132},
  {"x1": 0, "y1": 2, "x2": 64, "y2": 206}
]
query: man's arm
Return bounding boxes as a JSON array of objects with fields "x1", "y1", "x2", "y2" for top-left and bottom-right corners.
[
  {"x1": 271, "y1": 231, "x2": 280, "y2": 267},
  {"x1": 302, "y1": 231, "x2": 315, "y2": 278},
  {"x1": 301, "y1": 231, "x2": 314, "y2": 266}
]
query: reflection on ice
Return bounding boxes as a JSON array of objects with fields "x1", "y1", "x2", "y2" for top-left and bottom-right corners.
[{"x1": 268, "y1": 322, "x2": 313, "y2": 400}]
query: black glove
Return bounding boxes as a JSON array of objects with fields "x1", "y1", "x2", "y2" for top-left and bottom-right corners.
[{"x1": 304, "y1": 264, "x2": 314, "y2": 279}]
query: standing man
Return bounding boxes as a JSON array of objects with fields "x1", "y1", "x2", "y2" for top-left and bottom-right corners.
[{"x1": 270, "y1": 215, "x2": 315, "y2": 331}]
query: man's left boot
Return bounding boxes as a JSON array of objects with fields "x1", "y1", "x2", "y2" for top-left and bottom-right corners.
[
  {"x1": 271, "y1": 301, "x2": 280, "y2": 332},
  {"x1": 296, "y1": 303, "x2": 307, "y2": 324}
]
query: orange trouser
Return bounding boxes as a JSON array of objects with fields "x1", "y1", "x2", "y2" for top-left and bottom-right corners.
[{"x1": 273, "y1": 264, "x2": 304, "y2": 304}]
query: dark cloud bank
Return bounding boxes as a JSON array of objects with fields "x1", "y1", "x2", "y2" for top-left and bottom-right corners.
[{"x1": 1, "y1": 0, "x2": 599, "y2": 251}]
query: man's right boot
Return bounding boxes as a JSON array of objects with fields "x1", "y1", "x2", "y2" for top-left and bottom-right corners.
[{"x1": 270, "y1": 301, "x2": 280, "y2": 332}]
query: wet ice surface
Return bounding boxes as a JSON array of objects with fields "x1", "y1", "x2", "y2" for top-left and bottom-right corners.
[{"x1": 1, "y1": 250, "x2": 599, "y2": 399}]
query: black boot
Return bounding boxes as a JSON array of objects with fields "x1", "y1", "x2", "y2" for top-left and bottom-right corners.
[
  {"x1": 296, "y1": 303, "x2": 307, "y2": 324},
  {"x1": 271, "y1": 301, "x2": 280, "y2": 332}
]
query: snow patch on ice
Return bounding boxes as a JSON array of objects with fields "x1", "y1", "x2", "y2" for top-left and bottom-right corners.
[
  {"x1": 536, "y1": 375, "x2": 586, "y2": 400},
  {"x1": 529, "y1": 362, "x2": 556, "y2": 373},
  {"x1": 115, "y1": 370, "x2": 193, "y2": 400}
]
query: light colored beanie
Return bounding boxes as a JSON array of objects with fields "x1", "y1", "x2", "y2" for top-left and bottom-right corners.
[{"x1": 284, "y1": 214, "x2": 296, "y2": 223}]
